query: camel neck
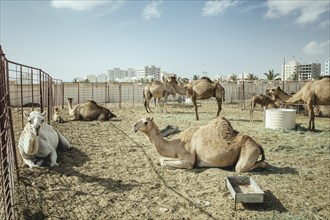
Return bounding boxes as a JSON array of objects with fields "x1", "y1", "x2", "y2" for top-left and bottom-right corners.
[
  {"x1": 172, "y1": 83, "x2": 186, "y2": 95},
  {"x1": 21, "y1": 127, "x2": 39, "y2": 155},
  {"x1": 144, "y1": 128, "x2": 177, "y2": 158},
  {"x1": 278, "y1": 91, "x2": 291, "y2": 102}
]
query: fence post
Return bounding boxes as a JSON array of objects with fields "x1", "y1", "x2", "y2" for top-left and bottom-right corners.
[
  {"x1": 119, "y1": 83, "x2": 122, "y2": 108},
  {"x1": 132, "y1": 82, "x2": 134, "y2": 107},
  {"x1": 39, "y1": 69, "x2": 44, "y2": 113},
  {"x1": 77, "y1": 82, "x2": 80, "y2": 104}
]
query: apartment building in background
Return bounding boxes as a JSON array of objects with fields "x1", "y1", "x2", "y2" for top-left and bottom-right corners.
[
  {"x1": 282, "y1": 61, "x2": 321, "y2": 80},
  {"x1": 135, "y1": 65, "x2": 161, "y2": 81},
  {"x1": 325, "y1": 57, "x2": 330, "y2": 75}
]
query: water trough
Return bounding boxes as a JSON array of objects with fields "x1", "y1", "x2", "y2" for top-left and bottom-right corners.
[{"x1": 265, "y1": 108, "x2": 296, "y2": 129}]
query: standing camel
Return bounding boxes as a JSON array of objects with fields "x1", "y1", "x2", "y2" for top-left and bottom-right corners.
[
  {"x1": 249, "y1": 94, "x2": 277, "y2": 122},
  {"x1": 284, "y1": 77, "x2": 330, "y2": 131},
  {"x1": 143, "y1": 81, "x2": 176, "y2": 113},
  {"x1": 67, "y1": 98, "x2": 116, "y2": 121},
  {"x1": 168, "y1": 76, "x2": 225, "y2": 120},
  {"x1": 133, "y1": 116, "x2": 268, "y2": 173}
]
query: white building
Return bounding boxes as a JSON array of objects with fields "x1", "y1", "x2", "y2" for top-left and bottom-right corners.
[
  {"x1": 325, "y1": 57, "x2": 330, "y2": 75},
  {"x1": 97, "y1": 74, "x2": 107, "y2": 82},
  {"x1": 282, "y1": 61, "x2": 300, "y2": 80},
  {"x1": 135, "y1": 65, "x2": 161, "y2": 81},
  {"x1": 282, "y1": 61, "x2": 321, "y2": 80},
  {"x1": 107, "y1": 68, "x2": 136, "y2": 82},
  {"x1": 86, "y1": 74, "x2": 97, "y2": 82}
]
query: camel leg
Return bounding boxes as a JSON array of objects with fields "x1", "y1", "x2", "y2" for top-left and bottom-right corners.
[
  {"x1": 192, "y1": 98, "x2": 199, "y2": 120},
  {"x1": 262, "y1": 106, "x2": 267, "y2": 122},
  {"x1": 235, "y1": 141, "x2": 267, "y2": 173},
  {"x1": 159, "y1": 155, "x2": 195, "y2": 169},
  {"x1": 49, "y1": 149, "x2": 59, "y2": 167},
  {"x1": 144, "y1": 98, "x2": 152, "y2": 113},
  {"x1": 163, "y1": 96, "x2": 168, "y2": 113},
  {"x1": 307, "y1": 103, "x2": 315, "y2": 131},
  {"x1": 216, "y1": 98, "x2": 222, "y2": 117}
]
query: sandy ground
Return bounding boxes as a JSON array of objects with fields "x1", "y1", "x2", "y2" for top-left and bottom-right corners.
[{"x1": 12, "y1": 102, "x2": 330, "y2": 220}]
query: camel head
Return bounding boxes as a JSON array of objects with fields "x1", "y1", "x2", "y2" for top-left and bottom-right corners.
[
  {"x1": 67, "y1": 97, "x2": 73, "y2": 103},
  {"x1": 268, "y1": 86, "x2": 281, "y2": 98},
  {"x1": 132, "y1": 117, "x2": 154, "y2": 133},
  {"x1": 24, "y1": 111, "x2": 47, "y2": 136}
]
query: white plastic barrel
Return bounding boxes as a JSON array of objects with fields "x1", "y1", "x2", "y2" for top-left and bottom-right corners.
[{"x1": 265, "y1": 109, "x2": 296, "y2": 129}]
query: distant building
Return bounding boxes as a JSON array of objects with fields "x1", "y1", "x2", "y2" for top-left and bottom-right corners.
[
  {"x1": 97, "y1": 74, "x2": 107, "y2": 82},
  {"x1": 136, "y1": 65, "x2": 161, "y2": 81},
  {"x1": 107, "y1": 68, "x2": 136, "y2": 82},
  {"x1": 282, "y1": 61, "x2": 321, "y2": 80},
  {"x1": 298, "y1": 63, "x2": 321, "y2": 80},
  {"x1": 325, "y1": 57, "x2": 330, "y2": 75},
  {"x1": 86, "y1": 74, "x2": 97, "y2": 82}
]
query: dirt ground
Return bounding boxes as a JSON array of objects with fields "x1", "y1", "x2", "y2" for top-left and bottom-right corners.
[{"x1": 12, "y1": 102, "x2": 330, "y2": 220}]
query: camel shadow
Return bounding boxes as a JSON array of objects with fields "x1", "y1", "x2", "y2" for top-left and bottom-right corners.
[
  {"x1": 53, "y1": 147, "x2": 137, "y2": 192},
  {"x1": 256, "y1": 165, "x2": 298, "y2": 175},
  {"x1": 228, "y1": 117, "x2": 263, "y2": 123},
  {"x1": 243, "y1": 190, "x2": 287, "y2": 213}
]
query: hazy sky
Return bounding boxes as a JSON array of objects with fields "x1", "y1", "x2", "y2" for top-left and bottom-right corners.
[{"x1": 1, "y1": 0, "x2": 329, "y2": 82}]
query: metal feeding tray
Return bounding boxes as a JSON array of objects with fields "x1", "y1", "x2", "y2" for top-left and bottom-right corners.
[{"x1": 226, "y1": 176, "x2": 264, "y2": 210}]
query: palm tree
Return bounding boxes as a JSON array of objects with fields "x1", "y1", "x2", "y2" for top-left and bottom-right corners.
[
  {"x1": 246, "y1": 73, "x2": 258, "y2": 80},
  {"x1": 263, "y1": 69, "x2": 280, "y2": 80},
  {"x1": 230, "y1": 74, "x2": 238, "y2": 83},
  {"x1": 290, "y1": 71, "x2": 299, "y2": 80},
  {"x1": 192, "y1": 75, "x2": 200, "y2": 80}
]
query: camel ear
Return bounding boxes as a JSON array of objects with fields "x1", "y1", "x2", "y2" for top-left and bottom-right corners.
[
  {"x1": 23, "y1": 111, "x2": 30, "y2": 118},
  {"x1": 146, "y1": 117, "x2": 153, "y2": 122},
  {"x1": 41, "y1": 111, "x2": 47, "y2": 117},
  {"x1": 277, "y1": 86, "x2": 280, "y2": 89}
]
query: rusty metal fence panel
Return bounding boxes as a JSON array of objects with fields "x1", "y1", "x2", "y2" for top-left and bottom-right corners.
[
  {"x1": 0, "y1": 46, "x2": 60, "y2": 219},
  {"x1": 0, "y1": 47, "x2": 18, "y2": 220}
]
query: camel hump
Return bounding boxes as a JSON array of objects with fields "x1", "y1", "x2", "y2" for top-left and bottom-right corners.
[
  {"x1": 152, "y1": 80, "x2": 162, "y2": 85},
  {"x1": 200, "y1": 77, "x2": 213, "y2": 83}
]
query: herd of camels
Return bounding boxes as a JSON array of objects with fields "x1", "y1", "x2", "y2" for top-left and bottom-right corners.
[{"x1": 19, "y1": 75, "x2": 330, "y2": 173}]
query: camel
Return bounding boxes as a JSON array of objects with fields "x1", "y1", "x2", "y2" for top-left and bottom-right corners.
[
  {"x1": 143, "y1": 81, "x2": 176, "y2": 113},
  {"x1": 283, "y1": 76, "x2": 330, "y2": 131},
  {"x1": 268, "y1": 86, "x2": 291, "y2": 105},
  {"x1": 18, "y1": 111, "x2": 71, "y2": 168},
  {"x1": 52, "y1": 107, "x2": 65, "y2": 123},
  {"x1": 168, "y1": 76, "x2": 225, "y2": 120},
  {"x1": 249, "y1": 94, "x2": 277, "y2": 122},
  {"x1": 133, "y1": 116, "x2": 268, "y2": 173},
  {"x1": 67, "y1": 98, "x2": 116, "y2": 121}
]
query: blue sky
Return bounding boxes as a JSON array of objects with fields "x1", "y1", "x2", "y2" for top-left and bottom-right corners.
[{"x1": 1, "y1": 0, "x2": 329, "y2": 82}]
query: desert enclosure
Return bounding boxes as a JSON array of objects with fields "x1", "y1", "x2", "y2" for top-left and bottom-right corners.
[{"x1": 10, "y1": 102, "x2": 330, "y2": 220}]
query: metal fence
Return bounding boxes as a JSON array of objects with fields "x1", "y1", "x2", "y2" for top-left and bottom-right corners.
[{"x1": 0, "y1": 46, "x2": 59, "y2": 220}]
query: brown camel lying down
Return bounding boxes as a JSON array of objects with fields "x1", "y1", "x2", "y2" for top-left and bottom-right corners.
[{"x1": 133, "y1": 116, "x2": 268, "y2": 173}]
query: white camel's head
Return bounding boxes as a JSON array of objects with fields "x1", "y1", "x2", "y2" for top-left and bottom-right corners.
[
  {"x1": 132, "y1": 117, "x2": 154, "y2": 133},
  {"x1": 24, "y1": 111, "x2": 46, "y2": 136}
]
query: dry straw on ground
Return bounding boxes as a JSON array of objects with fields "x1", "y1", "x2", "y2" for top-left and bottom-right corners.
[{"x1": 12, "y1": 103, "x2": 330, "y2": 219}]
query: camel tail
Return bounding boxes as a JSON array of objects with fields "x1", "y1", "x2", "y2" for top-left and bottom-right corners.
[
  {"x1": 258, "y1": 145, "x2": 266, "y2": 162},
  {"x1": 57, "y1": 132, "x2": 71, "y2": 151}
]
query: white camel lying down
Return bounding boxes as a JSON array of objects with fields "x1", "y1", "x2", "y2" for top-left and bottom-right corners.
[
  {"x1": 133, "y1": 116, "x2": 268, "y2": 173},
  {"x1": 18, "y1": 111, "x2": 71, "y2": 168}
]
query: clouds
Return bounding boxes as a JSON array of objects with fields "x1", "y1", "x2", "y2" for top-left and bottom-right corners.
[
  {"x1": 142, "y1": 1, "x2": 162, "y2": 20},
  {"x1": 51, "y1": 0, "x2": 111, "y2": 11},
  {"x1": 202, "y1": 0, "x2": 239, "y2": 16},
  {"x1": 302, "y1": 40, "x2": 330, "y2": 56},
  {"x1": 265, "y1": 1, "x2": 330, "y2": 25}
]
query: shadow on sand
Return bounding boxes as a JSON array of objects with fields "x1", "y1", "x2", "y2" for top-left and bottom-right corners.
[{"x1": 243, "y1": 190, "x2": 288, "y2": 213}]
